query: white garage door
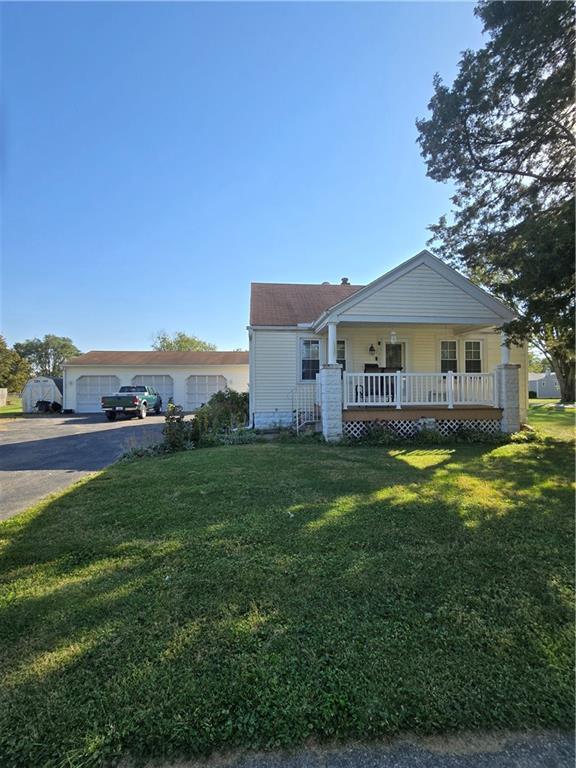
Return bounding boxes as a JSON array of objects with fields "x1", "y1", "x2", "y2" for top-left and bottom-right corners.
[
  {"x1": 76, "y1": 375, "x2": 120, "y2": 413},
  {"x1": 132, "y1": 375, "x2": 174, "y2": 406},
  {"x1": 186, "y1": 375, "x2": 227, "y2": 411}
]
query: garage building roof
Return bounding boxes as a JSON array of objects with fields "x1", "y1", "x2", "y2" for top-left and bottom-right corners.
[{"x1": 64, "y1": 350, "x2": 248, "y2": 366}]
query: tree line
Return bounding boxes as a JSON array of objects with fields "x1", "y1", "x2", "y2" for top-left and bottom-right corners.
[{"x1": 0, "y1": 331, "x2": 244, "y2": 392}]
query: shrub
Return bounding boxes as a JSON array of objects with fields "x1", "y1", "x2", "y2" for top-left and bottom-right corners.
[
  {"x1": 528, "y1": 390, "x2": 538, "y2": 399},
  {"x1": 449, "y1": 425, "x2": 508, "y2": 444},
  {"x1": 119, "y1": 444, "x2": 165, "y2": 461},
  {"x1": 413, "y1": 427, "x2": 450, "y2": 445},
  {"x1": 193, "y1": 389, "x2": 249, "y2": 438},
  {"x1": 342, "y1": 423, "x2": 401, "y2": 446},
  {"x1": 162, "y1": 404, "x2": 196, "y2": 452}
]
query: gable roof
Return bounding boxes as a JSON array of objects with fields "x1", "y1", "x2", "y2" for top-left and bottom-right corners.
[
  {"x1": 250, "y1": 250, "x2": 515, "y2": 329},
  {"x1": 250, "y1": 282, "x2": 363, "y2": 326},
  {"x1": 312, "y1": 250, "x2": 516, "y2": 330},
  {"x1": 64, "y1": 351, "x2": 249, "y2": 367}
]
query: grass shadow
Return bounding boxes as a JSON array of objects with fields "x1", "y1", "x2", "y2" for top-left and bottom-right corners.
[{"x1": 0, "y1": 441, "x2": 573, "y2": 767}]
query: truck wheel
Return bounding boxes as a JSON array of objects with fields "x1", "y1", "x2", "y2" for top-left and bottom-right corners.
[
  {"x1": 154, "y1": 404, "x2": 161, "y2": 415},
  {"x1": 138, "y1": 404, "x2": 147, "y2": 419},
  {"x1": 105, "y1": 411, "x2": 117, "y2": 421}
]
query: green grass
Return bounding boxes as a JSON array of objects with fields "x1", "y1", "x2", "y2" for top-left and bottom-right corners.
[
  {"x1": 528, "y1": 399, "x2": 575, "y2": 441},
  {"x1": 0, "y1": 427, "x2": 574, "y2": 766},
  {"x1": 0, "y1": 396, "x2": 22, "y2": 418}
]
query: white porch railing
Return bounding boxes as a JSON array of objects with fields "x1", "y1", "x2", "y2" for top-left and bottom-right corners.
[
  {"x1": 343, "y1": 371, "x2": 496, "y2": 409},
  {"x1": 292, "y1": 380, "x2": 321, "y2": 432}
]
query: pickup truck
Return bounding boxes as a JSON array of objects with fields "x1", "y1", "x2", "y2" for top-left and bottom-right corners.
[{"x1": 101, "y1": 386, "x2": 162, "y2": 421}]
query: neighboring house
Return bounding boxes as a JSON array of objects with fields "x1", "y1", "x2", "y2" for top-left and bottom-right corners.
[
  {"x1": 528, "y1": 371, "x2": 560, "y2": 399},
  {"x1": 249, "y1": 250, "x2": 528, "y2": 439},
  {"x1": 63, "y1": 351, "x2": 249, "y2": 413}
]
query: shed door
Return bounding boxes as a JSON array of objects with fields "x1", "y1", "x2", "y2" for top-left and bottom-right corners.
[
  {"x1": 76, "y1": 375, "x2": 120, "y2": 413},
  {"x1": 132, "y1": 375, "x2": 174, "y2": 405},
  {"x1": 186, "y1": 375, "x2": 227, "y2": 411}
]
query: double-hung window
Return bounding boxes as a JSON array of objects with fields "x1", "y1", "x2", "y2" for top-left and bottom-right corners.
[
  {"x1": 464, "y1": 341, "x2": 482, "y2": 373},
  {"x1": 301, "y1": 339, "x2": 320, "y2": 381},
  {"x1": 336, "y1": 340, "x2": 346, "y2": 370},
  {"x1": 440, "y1": 341, "x2": 458, "y2": 373}
]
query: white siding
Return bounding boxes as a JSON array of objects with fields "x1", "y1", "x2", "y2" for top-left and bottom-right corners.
[
  {"x1": 250, "y1": 329, "x2": 323, "y2": 426},
  {"x1": 339, "y1": 264, "x2": 498, "y2": 320}
]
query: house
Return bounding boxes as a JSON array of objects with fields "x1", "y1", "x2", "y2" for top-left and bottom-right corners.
[
  {"x1": 528, "y1": 370, "x2": 560, "y2": 399},
  {"x1": 248, "y1": 250, "x2": 528, "y2": 439},
  {"x1": 62, "y1": 351, "x2": 249, "y2": 413}
]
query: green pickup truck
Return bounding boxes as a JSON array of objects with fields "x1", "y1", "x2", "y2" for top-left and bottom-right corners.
[{"x1": 101, "y1": 386, "x2": 162, "y2": 421}]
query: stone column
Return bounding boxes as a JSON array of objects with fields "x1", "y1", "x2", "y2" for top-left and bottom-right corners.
[
  {"x1": 496, "y1": 363, "x2": 521, "y2": 433},
  {"x1": 319, "y1": 364, "x2": 343, "y2": 441}
]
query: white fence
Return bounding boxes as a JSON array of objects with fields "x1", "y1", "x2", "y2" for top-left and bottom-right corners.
[{"x1": 343, "y1": 371, "x2": 495, "y2": 409}]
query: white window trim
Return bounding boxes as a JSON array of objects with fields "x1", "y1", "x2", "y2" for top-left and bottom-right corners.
[
  {"x1": 439, "y1": 339, "x2": 459, "y2": 373},
  {"x1": 298, "y1": 335, "x2": 322, "y2": 384},
  {"x1": 463, "y1": 339, "x2": 483, "y2": 373},
  {"x1": 336, "y1": 337, "x2": 348, "y2": 370}
]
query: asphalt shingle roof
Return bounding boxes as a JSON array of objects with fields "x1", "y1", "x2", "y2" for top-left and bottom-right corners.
[
  {"x1": 64, "y1": 351, "x2": 248, "y2": 366},
  {"x1": 250, "y1": 282, "x2": 363, "y2": 326}
]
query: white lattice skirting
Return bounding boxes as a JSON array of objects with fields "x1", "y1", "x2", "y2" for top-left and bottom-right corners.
[{"x1": 343, "y1": 418, "x2": 501, "y2": 439}]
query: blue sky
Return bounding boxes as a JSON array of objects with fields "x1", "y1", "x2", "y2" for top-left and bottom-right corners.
[{"x1": 1, "y1": 2, "x2": 484, "y2": 352}]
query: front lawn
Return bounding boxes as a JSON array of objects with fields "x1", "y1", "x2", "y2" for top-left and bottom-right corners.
[
  {"x1": 0, "y1": 395, "x2": 22, "y2": 418},
  {"x1": 528, "y1": 399, "x2": 575, "y2": 441},
  {"x1": 0, "y1": 428, "x2": 573, "y2": 766}
]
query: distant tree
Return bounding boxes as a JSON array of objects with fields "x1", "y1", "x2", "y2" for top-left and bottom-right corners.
[
  {"x1": 0, "y1": 335, "x2": 32, "y2": 391},
  {"x1": 151, "y1": 331, "x2": 216, "y2": 352},
  {"x1": 528, "y1": 351, "x2": 546, "y2": 374},
  {"x1": 14, "y1": 334, "x2": 80, "y2": 377},
  {"x1": 417, "y1": 1, "x2": 575, "y2": 402}
]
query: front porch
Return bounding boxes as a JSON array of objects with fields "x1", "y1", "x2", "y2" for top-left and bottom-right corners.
[
  {"x1": 293, "y1": 369, "x2": 506, "y2": 437},
  {"x1": 342, "y1": 370, "x2": 497, "y2": 408}
]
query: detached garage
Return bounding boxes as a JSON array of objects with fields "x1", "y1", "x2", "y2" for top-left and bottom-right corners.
[{"x1": 63, "y1": 351, "x2": 249, "y2": 414}]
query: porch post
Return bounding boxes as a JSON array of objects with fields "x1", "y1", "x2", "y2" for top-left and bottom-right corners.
[
  {"x1": 319, "y1": 363, "x2": 343, "y2": 441},
  {"x1": 327, "y1": 322, "x2": 338, "y2": 365},
  {"x1": 500, "y1": 331, "x2": 510, "y2": 364},
  {"x1": 447, "y1": 371, "x2": 454, "y2": 409},
  {"x1": 496, "y1": 363, "x2": 521, "y2": 433}
]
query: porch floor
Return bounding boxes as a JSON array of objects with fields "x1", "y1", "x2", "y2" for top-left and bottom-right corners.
[{"x1": 343, "y1": 405, "x2": 502, "y2": 422}]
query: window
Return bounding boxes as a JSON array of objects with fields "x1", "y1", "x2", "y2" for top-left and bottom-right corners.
[
  {"x1": 336, "y1": 339, "x2": 346, "y2": 370},
  {"x1": 440, "y1": 341, "x2": 458, "y2": 372},
  {"x1": 465, "y1": 341, "x2": 482, "y2": 373},
  {"x1": 301, "y1": 339, "x2": 320, "y2": 381}
]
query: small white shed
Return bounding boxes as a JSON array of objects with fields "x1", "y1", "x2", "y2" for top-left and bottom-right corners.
[{"x1": 22, "y1": 377, "x2": 64, "y2": 413}]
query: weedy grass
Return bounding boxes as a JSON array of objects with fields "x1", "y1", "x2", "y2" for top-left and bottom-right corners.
[{"x1": 0, "y1": 409, "x2": 573, "y2": 767}]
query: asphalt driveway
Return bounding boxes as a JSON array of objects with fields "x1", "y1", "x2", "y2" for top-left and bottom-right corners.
[{"x1": 0, "y1": 413, "x2": 164, "y2": 520}]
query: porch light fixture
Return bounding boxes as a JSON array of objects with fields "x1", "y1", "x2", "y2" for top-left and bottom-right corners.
[
  {"x1": 368, "y1": 344, "x2": 376, "y2": 356},
  {"x1": 390, "y1": 330, "x2": 398, "y2": 344}
]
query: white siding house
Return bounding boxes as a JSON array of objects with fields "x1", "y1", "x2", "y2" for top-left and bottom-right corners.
[
  {"x1": 249, "y1": 250, "x2": 528, "y2": 437},
  {"x1": 63, "y1": 351, "x2": 249, "y2": 413}
]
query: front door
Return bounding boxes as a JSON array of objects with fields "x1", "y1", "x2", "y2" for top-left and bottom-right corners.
[{"x1": 385, "y1": 343, "x2": 403, "y2": 370}]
